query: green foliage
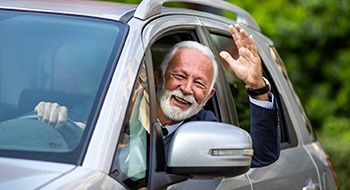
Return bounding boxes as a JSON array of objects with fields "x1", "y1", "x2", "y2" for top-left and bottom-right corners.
[{"x1": 228, "y1": 0, "x2": 350, "y2": 126}]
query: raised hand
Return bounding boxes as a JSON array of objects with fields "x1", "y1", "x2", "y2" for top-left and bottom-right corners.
[{"x1": 219, "y1": 24, "x2": 268, "y2": 100}]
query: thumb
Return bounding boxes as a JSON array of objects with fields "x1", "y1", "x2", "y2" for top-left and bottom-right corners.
[
  {"x1": 219, "y1": 51, "x2": 234, "y2": 64},
  {"x1": 220, "y1": 51, "x2": 240, "y2": 72}
]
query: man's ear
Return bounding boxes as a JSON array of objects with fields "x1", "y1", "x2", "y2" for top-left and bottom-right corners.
[
  {"x1": 203, "y1": 88, "x2": 216, "y2": 105},
  {"x1": 154, "y1": 68, "x2": 162, "y2": 88}
]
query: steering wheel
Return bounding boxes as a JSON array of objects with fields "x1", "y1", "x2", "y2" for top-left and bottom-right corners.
[{"x1": 0, "y1": 113, "x2": 83, "y2": 150}]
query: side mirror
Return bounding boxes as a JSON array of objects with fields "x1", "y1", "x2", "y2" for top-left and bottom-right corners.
[{"x1": 167, "y1": 121, "x2": 253, "y2": 178}]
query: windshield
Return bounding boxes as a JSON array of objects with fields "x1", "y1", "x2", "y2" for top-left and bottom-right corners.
[{"x1": 0, "y1": 10, "x2": 126, "y2": 164}]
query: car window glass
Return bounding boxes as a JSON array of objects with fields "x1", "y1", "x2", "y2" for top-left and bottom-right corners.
[
  {"x1": 110, "y1": 62, "x2": 150, "y2": 188},
  {"x1": 0, "y1": 10, "x2": 126, "y2": 163}
]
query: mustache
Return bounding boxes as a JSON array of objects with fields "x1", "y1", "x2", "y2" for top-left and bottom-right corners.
[
  {"x1": 156, "y1": 75, "x2": 196, "y2": 104},
  {"x1": 169, "y1": 89, "x2": 196, "y2": 105}
]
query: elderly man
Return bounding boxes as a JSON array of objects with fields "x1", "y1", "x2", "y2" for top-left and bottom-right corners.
[{"x1": 35, "y1": 24, "x2": 280, "y2": 167}]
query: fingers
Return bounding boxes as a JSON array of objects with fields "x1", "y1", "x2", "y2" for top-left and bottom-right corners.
[
  {"x1": 225, "y1": 24, "x2": 263, "y2": 87},
  {"x1": 248, "y1": 34, "x2": 259, "y2": 58},
  {"x1": 229, "y1": 24, "x2": 255, "y2": 52},
  {"x1": 34, "y1": 101, "x2": 68, "y2": 129},
  {"x1": 228, "y1": 24, "x2": 261, "y2": 65},
  {"x1": 219, "y1": 51, "x2": 235, "y2": 65},
  {"x1": 42, "y1": 102, "x2": 56, "y2": 123},
  {"x1": 220, "y1": 50, "x2": 247, "y2": 81},
  {"x1": 34, "y1": 101, "x2": 45, "y2": 121},
  {"x1": 52, "y1": 105, "x2": 67, "y2": 129}
]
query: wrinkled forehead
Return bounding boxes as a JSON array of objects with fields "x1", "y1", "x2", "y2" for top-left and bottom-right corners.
[
  {"x1": 172, "y1": 47, "x2": 212, "y2": 66},
  {"x1": 167, "y1": 48, "x2": 214, "y2": 81}
]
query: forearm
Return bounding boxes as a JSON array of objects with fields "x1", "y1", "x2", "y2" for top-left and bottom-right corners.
[{"x1": 249, "y1": 100, "x2": 280, "y2": 168}]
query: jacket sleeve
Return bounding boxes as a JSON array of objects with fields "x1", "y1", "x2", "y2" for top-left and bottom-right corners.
[{"x1": 249, "y1": 101, "x2": 280, "y2": 168}]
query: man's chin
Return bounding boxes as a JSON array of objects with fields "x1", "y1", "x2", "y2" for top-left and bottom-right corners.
[
  {"x1": 167, "y1": 106, "x2": 202, "y2": 121},
  {"x1": 158, "y1": 90, "x2": 203, "y2": 121}
]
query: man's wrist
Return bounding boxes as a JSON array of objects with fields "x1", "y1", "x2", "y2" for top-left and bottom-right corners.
[
  {"x1": 245, "y1": 77, "x2": 271, "y2": 97},
  {"x1": 250, "y1": 93, "x2": 270, "y2": 101},
  {"x1": 250, "y1": 92, "x2": 274, "y2": 109}
]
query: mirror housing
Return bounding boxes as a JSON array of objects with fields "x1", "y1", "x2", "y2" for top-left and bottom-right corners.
[{"x1": 167, "y1": 121, "x2": 253, "y2": 178}]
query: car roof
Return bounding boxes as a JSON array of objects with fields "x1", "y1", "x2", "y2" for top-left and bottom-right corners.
[
  {"x1": 0, "y1": 0, "x2": 137, "y2": 21},
  {"x1": 1, "y1": 0, "x2": 261, "y2": 31}
]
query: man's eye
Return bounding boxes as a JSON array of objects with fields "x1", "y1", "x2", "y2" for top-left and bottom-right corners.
[
  {"x1": 174, "y1": 74, "x2": 185, "y2": 79},
  {"x1": 195, "y1": 81, "x2": 206, "y2": 89}
]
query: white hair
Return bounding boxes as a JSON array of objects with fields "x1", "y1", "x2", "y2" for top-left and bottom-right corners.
[{"x1": 159, "y1": 41, "x2": 218, "y2": 91}]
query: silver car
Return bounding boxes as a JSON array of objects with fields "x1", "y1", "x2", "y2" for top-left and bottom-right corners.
[{"x1": 0, "y1": 0, "x2": 339, "y2": 189}]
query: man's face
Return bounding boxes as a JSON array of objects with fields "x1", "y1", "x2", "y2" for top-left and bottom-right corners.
[{"x1": 156, "y1": 48, "x2": 215, "y2": 121}]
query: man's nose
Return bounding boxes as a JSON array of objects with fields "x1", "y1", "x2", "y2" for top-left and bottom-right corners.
[{"x1": 180, "y1": 80, "x2": 193, "y2": 95}]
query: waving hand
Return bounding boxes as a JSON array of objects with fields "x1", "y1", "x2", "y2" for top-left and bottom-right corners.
[{"x1": 219, "y1": 24, "x2": 269, "y2": 101}]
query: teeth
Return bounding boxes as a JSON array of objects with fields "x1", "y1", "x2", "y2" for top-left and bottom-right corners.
[{"x1": 174, "y1": 96, "x2": 190, "y2": 104}]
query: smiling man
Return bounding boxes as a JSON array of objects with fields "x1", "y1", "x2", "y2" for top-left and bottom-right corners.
[
  {"x1": 155, "y1": 43, "x2": 217, "y2": 126},
  {"x1": 152, "y1": 25, "x2": 280, "y2": 167}
]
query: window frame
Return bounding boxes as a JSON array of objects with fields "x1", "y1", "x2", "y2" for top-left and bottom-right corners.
[
  {"x1": 109, "y1": 60, "x2": 151, "y2": 188},
  {"x1": 140, "y1": 22, "x2": 229, "y2": 189},
  {"x1": 148, "y1": 29, "x2": 224, "y2": 122},
  {"x1": 204, "y1": 29, "x2": 298, "y2": 149}
]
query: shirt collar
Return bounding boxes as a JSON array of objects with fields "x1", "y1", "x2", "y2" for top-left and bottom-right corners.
[
  {"x1": 164, "y1": 121, "x2": 183, "y2": 137},
  {"x1": 158, "y1": 118, "x2": 183, "y2": 138}
]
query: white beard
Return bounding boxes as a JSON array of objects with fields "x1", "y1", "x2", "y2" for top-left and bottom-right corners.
[{"x1": 157, "y1": 87, "x2": 204, "y2": 121}]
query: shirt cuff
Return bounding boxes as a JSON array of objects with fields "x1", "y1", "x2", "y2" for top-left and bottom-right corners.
[{"x1": 249, "y1": 92, "x2": 274, "y2": 109}]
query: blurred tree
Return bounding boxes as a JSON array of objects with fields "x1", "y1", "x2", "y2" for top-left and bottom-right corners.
[{"x1": 223, "y1": 2, "x2": 350, "y2": 186}]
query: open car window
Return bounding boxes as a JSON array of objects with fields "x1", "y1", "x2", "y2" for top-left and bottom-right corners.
[
  {"x1": 150, "y1": 32, "x2": 221, "y2": 120},
  {"x1": 209, "y1": 32, "x2": 297, "y2": 147}
]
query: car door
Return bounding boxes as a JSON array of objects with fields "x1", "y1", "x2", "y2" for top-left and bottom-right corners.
[
  {"x1": 248, "y1": 30, "x2": 321, "y2": 190},
  {"x1": 199, "y1": 17, "x2": 321, "y2": 189},
  {"x1": 105, "y1": 13, "x2": 252, "y2": 189},
  {"x1": 141, "y1": 14, "x2": 252, "y2": 190}
]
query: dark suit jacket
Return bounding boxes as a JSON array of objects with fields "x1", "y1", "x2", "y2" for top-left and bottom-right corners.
[{"x1": 165, "y1": 101, "x2": 280, "y2": 168}]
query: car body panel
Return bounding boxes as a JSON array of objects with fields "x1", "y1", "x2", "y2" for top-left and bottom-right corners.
[
  {"x1": 41, "y1": 167, "x2": 127, "y2": 190},
  {"x1": 0, "y1": 0, "x2": 137, "y2": 21},
  {"x1": 82, "y1": 17, "x2": 145, "y2": 173},
  {"x1": 166, "y1": 174, "x2": 252, "y2": 190},
  {"x1": 247, "y1": 147, "x2": 319, "y2": 189},
  {"x1": 306, "y1": 142, "x2": 338, "y2": 189},
  {"x1": 0, "y1": 158, "x2": 75, "y2": 190},
  {"x1": 0, "y1": 0, "x2": 338, "y2": 189}
]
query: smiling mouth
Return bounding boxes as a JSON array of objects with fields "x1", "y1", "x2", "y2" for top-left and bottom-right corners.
[{"x1": 173, "y1": 95, "x2": 192, "y2": 105}]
